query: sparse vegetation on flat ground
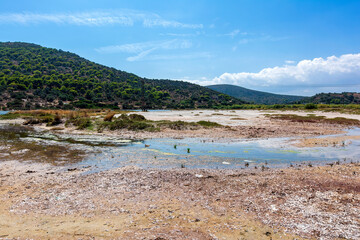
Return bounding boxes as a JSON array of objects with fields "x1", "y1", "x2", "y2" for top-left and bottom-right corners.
[
  {"x1": 269, "y1": 114, "x2": 360, "y2": 126},
  {"x1": 215, "y1": 103, "x2": 360, "y2": 114},
  {"x1": 0, "y1": 110, "x2": 223, "y2": 132}
]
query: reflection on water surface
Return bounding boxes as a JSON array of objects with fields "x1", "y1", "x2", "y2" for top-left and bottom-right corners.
[{"x1": 1, "y1": 124, "x2": 359, "y2": 172}]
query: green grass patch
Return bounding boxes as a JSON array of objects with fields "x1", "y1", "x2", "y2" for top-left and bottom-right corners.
[
  {"x1": 0, "y1": 112, "x2": 23, "y2": 120},
  {"x1": 196, "y1": 120, "x2": 222, "y2": 127},
  {"x1": 66, "y1": 117, "x2": 92, "y2": 130}
]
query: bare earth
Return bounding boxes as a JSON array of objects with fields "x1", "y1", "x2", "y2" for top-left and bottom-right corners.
[
  {"x1": 30, "y1": 109, "x2": 358, "y2": 140},
  {"x1": 1, "y1": 109, "x2": 360, "y2": 239}
]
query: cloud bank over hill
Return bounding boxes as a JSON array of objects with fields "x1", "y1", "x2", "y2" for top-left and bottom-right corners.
[{"x1": 200, "y1": 53, "x2": 360, "y2": 95}]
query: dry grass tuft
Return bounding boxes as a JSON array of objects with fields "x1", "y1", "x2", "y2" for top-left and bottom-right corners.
[{"x1": 104, "y1": 112, "x2": 115, "y2": 122}]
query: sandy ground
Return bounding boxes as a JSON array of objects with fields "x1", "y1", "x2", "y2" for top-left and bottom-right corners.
[
  {"x1": 1, "y1": 109, "x2": 360, "y2": 239},
  {"x1": 2, "y1": 109, "x2": 358, "y2": 140},
  {"x1": 102, "y1": 109, "x2": 359, "y2": 140},
  {"x1": 14, "y1": 109, "x2": 355, "y2": 140},
  {"x1": 0, "y1": 160, "x2": 359, "y2": 239},
  {"x1": 125, "y1": 109, "x2": 360, "y2": 126}
]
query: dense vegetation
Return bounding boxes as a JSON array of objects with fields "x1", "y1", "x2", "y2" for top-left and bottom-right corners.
[
  {"x1": 299, "y1": 92, "x2": 360, "y2": 104},
  {"x1": 0, "y1": 42, "x2": 244, "y2": 110},
  {"x1": 207, "y1": 84, "x2": 305, "y2": 104}
]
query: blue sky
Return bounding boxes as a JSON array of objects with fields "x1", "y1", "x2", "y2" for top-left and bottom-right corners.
[{"x1": 1, "y1": 0, "x2": 360, "y2": 96}]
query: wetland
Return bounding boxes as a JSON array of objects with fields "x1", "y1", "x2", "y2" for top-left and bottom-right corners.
[{"x1": 0, "y1": 109, "x2": 360, "y2": 239}]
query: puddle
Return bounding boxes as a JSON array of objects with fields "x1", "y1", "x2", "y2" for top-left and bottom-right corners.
[{"x1": 0, "y1": 122, "x2": 359, "y2": 172}]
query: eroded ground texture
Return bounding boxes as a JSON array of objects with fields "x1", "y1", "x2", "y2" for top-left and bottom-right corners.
[{"x1": 0, "y1": 161, "x2": 359, "y2": 239}]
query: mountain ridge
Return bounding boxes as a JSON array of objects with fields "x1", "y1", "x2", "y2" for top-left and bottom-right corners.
[
  {"x1": 0, "y1": 42, "x2": 245, "y2": 110},
  {"x1": 299, "y1": 92, "x2": 360, "y2": 104},
  {"x1": 207, "y1": 84, "x2": 305, "y2": 104}
]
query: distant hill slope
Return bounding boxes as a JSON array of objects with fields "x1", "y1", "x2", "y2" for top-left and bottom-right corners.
[
  {"x1": 0, "y1": 42, "x2": 244, "y2": 110},
  {"x1": 207, "y1": 84, "x2": 305, "y2": 104},
  {"x1": 300, "y1": 92, "x2": 360, "y2": 104}
]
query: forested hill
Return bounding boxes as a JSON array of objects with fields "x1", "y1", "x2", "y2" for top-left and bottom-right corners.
[
  {"x1": 0, "y1": 42, "x2": 244, "y2": 110},
  {"x1": 207, "y1": 84, "x2": 304, "y2": 104},
  {"x1": 299, "y1": 92, "x2": 360, "y2": 104}
]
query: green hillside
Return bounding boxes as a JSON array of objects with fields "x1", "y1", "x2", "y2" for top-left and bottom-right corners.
[
  {"x1": 300, "y1": 92, "x2": 360, "y2": 104},
  {"x1": 207, "y1": 84, "x2": 305, "y2": 104},
  {"x1": 0, "y1": 42, "x2": 244, "y2": 110}
]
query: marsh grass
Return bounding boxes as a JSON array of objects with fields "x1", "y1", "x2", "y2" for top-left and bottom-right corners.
[{"x1": 0, "y1": 126, "x2": 85, "y2": 164}]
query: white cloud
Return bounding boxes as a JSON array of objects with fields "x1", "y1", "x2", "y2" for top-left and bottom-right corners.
[
  {"x1": 218, "y1": 29, "x2": 247, "y2": 38},
  {"x1": 225, "y1": 29, "x2": 240, "y2": 38},
  {"x1": 285, "y1": 60, "x2": 295, "y2": 64},
  {"x1": 160, "y1": 32, "x2": 202, "y2": 37},
  {"x1": 96, "y1": 39, "x2": 195, "y2": 61},
  {"x1": 238, "y1": 35, "x2": 290, "y2": 45},
  {"x1": 192, "y1": 53, "x2": 360, "y2": 95},
  {"x1": 144, "y1": 52, "x2": 211, "y2": 61},
  {"x1": 97, "y1": 39, "x2": 192, "y2": 53},
  {"x1": 0, "y1": 10, "x2": 202, "y2": 28}
]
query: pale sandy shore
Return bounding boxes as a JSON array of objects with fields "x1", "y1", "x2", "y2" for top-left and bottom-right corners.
[
  {"x1": 122, "y1": 109, "x2": 360, "y2": 126},
  {"x1": 0, "y1": 160, "x2": 359, "y2": 239}
]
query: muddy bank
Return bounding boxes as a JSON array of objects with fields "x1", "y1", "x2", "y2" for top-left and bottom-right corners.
[
  {"x1": 98, "y1": 121, "x2": 345, "y2": 140},
  {"x1": 0, "y1": 161, "x2": 359, "y2": 239}
]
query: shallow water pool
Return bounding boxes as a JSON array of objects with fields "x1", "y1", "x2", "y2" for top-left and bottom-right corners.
[
  {"x1": 76, "y1": 133, "x2": 360, "y2": 172},
  {"x1": 1, "y1": 124, "x2": 359, "y2": 172}
]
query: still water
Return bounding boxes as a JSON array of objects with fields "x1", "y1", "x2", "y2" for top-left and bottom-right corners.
[{"x1": 1, "y1": 123, "x2": 359, "y2": 172}]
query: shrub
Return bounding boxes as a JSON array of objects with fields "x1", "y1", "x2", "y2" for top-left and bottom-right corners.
[
  {"x1": 23, "y1": 118, "x2": 41, "y2": 125},
  {"x1": 159, "y1": 120, "x2": 197, "y2": 130},
  {"x1": 108, "y1": 119, "x2": 128, "y2": 130},
  {"x1": 128, "y1": 114, "x2": 146, "y2": 121},
  {"x1": 128, "y1": 121, "x2": 152, "y2": 131},
  {"x1": 50, "y1": 113, "x2": 62, "y2": 126},
  {"x1": 197, "y1": 120, "x2": 222, "y2": 127},
  {"x1": 67, "y1": 117, "x2": 92, "y2": 130},
  {"x1": 305, "y1": 103, "x2": 318, "y2": 109}
]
